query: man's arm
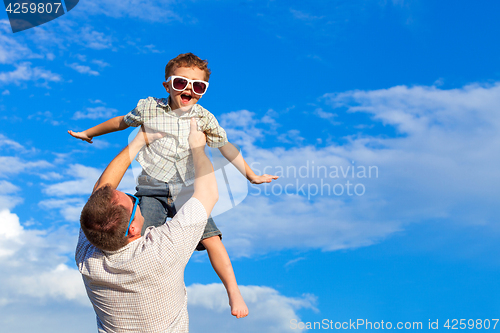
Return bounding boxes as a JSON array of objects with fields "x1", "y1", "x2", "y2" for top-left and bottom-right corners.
[
  {"x1": 92, "y1": 126, "x2": 161, "y2": 193},
  {"x1": 219, "y1": 142, "x2": 278, "y2": 184},
  {"x1": 68, "y1": 116, "x2": 129, "y2": 144},
  {"x1": 189, "y1": 118, "x2": 219, "y2": 216}
]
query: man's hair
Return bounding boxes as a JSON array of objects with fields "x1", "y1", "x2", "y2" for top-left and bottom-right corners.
[
  {"x1": 80, "y1": 185, "x2": 129, "y2": 251},
  {"x1": 165, "y1": 53, "x2": 211, "y2": 81}
]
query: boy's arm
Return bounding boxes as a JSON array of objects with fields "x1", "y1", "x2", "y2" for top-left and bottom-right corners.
[
  {"x1": 68, "y1": 116, "x2": 129, "y2": 144},
  {"x1": 189, "y1": 118, "x2": 219, "y2": 216},
  {"x1": 92, "y1": 126, "x2": 163, "y2": 193},
  {"x1": 219, "y1": 142, "x2": 278, "y2": 184}
]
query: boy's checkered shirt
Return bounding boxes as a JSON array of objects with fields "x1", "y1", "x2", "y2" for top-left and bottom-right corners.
[{"x1": 124, "y1": 97, "x2": 228, "y2": 186}]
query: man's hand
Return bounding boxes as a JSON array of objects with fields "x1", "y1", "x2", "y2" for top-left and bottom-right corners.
[
  {"x1": 131, "y1": 125, "x2": 166, "y2": 147},
  {"x1": 68, "y1": 130, "x2": 93, "y2": 143},
  {"x1": 249, "y1": 174, "x2": 279, "y2": 184},
  {"x1": 190, "y1": 117, "x2": 218, "y2": 216},
  {"x1": 188, "y1": 118, "x2": 207, "y2": 149},
  {"x1": 94, "y1": 126, "x2": 165, "y2": 193}
]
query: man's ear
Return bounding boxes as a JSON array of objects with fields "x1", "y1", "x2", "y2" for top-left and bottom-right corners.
[
  {"x1": 129, "y1": 222, "x2": 141, "y2": 238},
  {"x1": 163, "y1": 81, "x2": 170, "y2": 94}
]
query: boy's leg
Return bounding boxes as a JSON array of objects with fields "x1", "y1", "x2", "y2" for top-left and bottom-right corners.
[
  {"x1": 173, "y1": 184, "x2": 248, "y2": 318},
  {"x1": 134, "y1": 172, "x2": 171, "y2": 235},
  {"x1": 201, "y1": 235, "x2": 248, "y2": 319},
  {"x1": 138, "y1": 196, "x2": 169, "y2": 234}
]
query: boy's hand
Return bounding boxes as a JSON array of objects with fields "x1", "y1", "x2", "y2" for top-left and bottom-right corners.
[
  {"x1": 249, "y1": 174, "x2": 279, "y2": 184},
  {"x1": 68, "y1": 130, "x2": 93, "y2": 143},
  {"x1": 188, "y1": 118, "x2": 207, "y2": 149}
]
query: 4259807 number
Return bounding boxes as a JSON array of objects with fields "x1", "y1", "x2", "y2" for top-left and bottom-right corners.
[
  {"x1": 444, "y1": 319, "x2": 499, "y2": 330},
  {"x1": 5, "y1": 2, "x2": 62, "y2": 14}
]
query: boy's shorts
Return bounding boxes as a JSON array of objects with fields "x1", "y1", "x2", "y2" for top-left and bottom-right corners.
[{"x1": 134, "y1": 171, "x2": 222, "y2": 251}]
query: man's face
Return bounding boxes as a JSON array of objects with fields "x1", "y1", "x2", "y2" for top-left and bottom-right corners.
[
  {"x1": 114, "y1": 190, "x2": 144, "y2": 236},
  {"x1": 163, "y1": 66, "x2": 207, "y2": 112}
]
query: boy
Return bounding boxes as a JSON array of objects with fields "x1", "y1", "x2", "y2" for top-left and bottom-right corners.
[{"x1": 69, "y1": 53, "x2": 278, "y2": 319}]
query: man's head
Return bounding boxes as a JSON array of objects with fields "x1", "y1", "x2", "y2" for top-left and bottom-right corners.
[
  {"x1": 163, "y1": 53, "x2": 211, "y2": 111},
  {"x1": 80, "y1": 185, "x2": 143, "y2": 251}
]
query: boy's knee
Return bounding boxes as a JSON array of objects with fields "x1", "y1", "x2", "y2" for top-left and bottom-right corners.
[{"x1": 200, "y1": 235, "x2": 222, "y2": 248}]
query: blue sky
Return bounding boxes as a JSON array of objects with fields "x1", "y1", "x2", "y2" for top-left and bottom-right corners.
[{"x1": 1, "y1": 0, "x2": 500, "y2": 332}]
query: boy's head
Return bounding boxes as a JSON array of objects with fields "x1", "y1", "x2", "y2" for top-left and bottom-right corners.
[
  {"x1": 163, "y1": 53, "x2": 211, "y2": 111},
  {"x1": 165, "y1": 53, "x2": 211, "y2": 81}
]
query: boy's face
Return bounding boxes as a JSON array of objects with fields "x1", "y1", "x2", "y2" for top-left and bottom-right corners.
[{"x1": 163, "y1": 66, "x2": 207, "y2": 112}]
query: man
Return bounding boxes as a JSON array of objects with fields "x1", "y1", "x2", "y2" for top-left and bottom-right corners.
[{"x1": 75, "y1": 119, "x2": 218, "y2": 332}]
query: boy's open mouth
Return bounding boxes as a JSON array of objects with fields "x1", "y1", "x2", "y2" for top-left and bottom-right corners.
[{"x1": 181, "y1": 94, "x2": 192, "y2": 103}]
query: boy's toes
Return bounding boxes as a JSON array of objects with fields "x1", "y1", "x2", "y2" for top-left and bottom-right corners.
[
  {"x1": 229, "y1": 291, "x2": 248, "y2": 318},
  {"x1": 239, "y1": 309, "x2": 249, "y2": 318},
  {"x1": 231, "y1": 307, "x2": 249, "y2": 319},
  {"x1": 231, "y1": 310, "x2": 248, "y2": 319}
]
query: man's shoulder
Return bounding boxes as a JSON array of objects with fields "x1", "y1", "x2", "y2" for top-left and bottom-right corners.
[{"x1": 75, "y1": 229, "x2": 101, "y2": 264}]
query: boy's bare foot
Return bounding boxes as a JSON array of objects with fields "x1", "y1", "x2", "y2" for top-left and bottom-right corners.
[{"x1": 229, "y1": 290, "x2": 248, "y2": 318}]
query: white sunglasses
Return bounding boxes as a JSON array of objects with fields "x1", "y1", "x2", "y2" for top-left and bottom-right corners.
[{"x1": 166, "y1": 76, "x2": 209, "y2": 95}]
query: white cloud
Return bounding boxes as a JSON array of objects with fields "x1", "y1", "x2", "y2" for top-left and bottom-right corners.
[
  {"x1": 14, "y1": 263, "x2": 87, "y2": 303},
  {"x1": 77, "y1": 0, "x2": 181, "y2": 22},
  {"x1": 212, "y1": 83, "x2": 500, "y2": 256},
  {"x1": 0, "y1": 156, "x2": 52, "y2": 177},
  {"x1": 217, "y1": 195, "x2": 400, "y2": 257},
  {"x1": 24, "y1": 21, "x2": 66, "y2": 50},
  {"x1": 0, "y1": 209, "x2": 23, "y2": 241},
  {"x1": 0, "y1": 180, "x2": 23, "y2": 210},
  {"x1": 39, "y1": 171, "x2": 64, "y2": 180},
  {"x1": 75, "y1": 54, "x2": 87, "y2": 62},
  {"x1": 86, "y1": 138, "x2": 112, "y2": 149},
  {"x1": 284, "y1": 257, "x2": 306, "y2": 267},
  {"x1": 43, "y1": 164, "x2": 101, "y2": 196},
  {"x1": 27, "y1": 111, "x2": 62, "y2": 126},
  {"x1": 0, "y1": 209, "x2": 87, "y2": 305},
  {"x1": 1, "y1": 89, "x2": 9, "y2": 95},
  {"x1": 39, "y1": 198, "x2": 86, "y2": 222},
  {"x1": 314, "y1": 108, "x2": 340, "y2": 125},
  {"x1": 0, "y1": 20, "x2": 41, "y2": 65},
  {"x1": 76, "y1": 26, "x2": 113, "y2": 50},
  {"x1": 118, "y1": 168, "x2": 140, "y2": 194},
  {"x1": 67, "y1": 62, "x2": 100, "y2": 76},
  {"x1": 220, "y1": 110, "x2": 266, "y2": 145},
  {"x1": 73, "y1": 106, "x2": 118, "y2": 119},
  {"x1": 142, "y1": 44, "x2": 163, "y2": 53},
  {"x1": 0, "y1": 133, "x2": 26, "y2": 151},
  {"x1": 188, "y1": 283, "x2": 316, "y2": 333},
  {"x1": 89, "y1": 99, "x2": 105, "y2": 104},
  {"x1": 0, "y1": 62, "x2": 62, "y2": 85},
  {"x1": 290, "y1": 9, "x2": 324, "y2": 21},
  {"x1": 277, "y1": 129, "x2": 306, "y2": 145},
  {"x1": 92, "y1": 59, "x2": 110, "y2": 68},
  {"x1": 39, "y1": 165, "x2": 136, "y2": 221},
  {"x1": 0, "y1": 180, "x2": 20, "y2": 194}
]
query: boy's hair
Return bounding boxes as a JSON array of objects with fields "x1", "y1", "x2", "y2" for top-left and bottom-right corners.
[
  {"x1": 80, "y1": 185, "x2": 129, "y2": 251},
  {"x1": 165, "y1": 53, "x2": 211, "y2": 81}
]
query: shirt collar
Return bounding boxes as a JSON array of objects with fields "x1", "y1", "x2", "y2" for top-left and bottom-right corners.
[{"x1": 158, "y1": 97, "x2": 201, "y2": 117}]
